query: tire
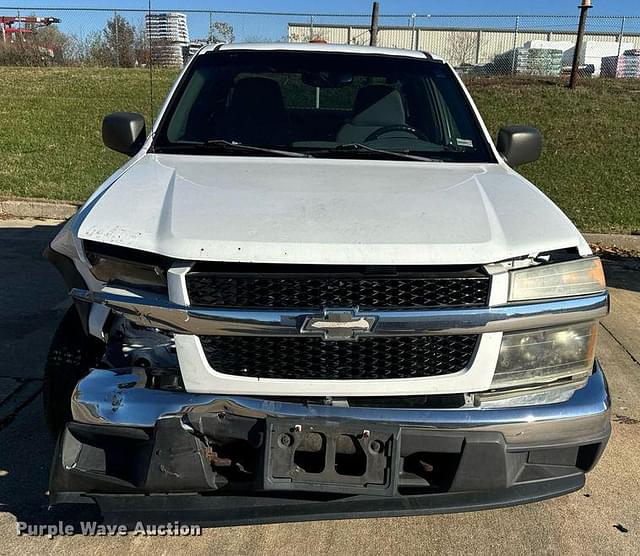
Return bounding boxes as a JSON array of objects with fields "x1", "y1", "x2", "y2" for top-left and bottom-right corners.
[{"x1": 43, "y1": 306, "x2": 103, "y2": 437}]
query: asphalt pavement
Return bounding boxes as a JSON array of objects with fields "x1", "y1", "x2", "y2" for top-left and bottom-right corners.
[{"x1": 0, "y1": 219, "x2": 638, "y2": 554}]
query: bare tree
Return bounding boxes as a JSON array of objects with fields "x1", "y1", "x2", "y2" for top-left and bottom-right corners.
[
  {"x1": 208, "y1": 21, "x2": 235, "y2": 44},
  {"x1": 104, "y1": 14, "x2": 136, "y2": 67},
  {"x1": 444, "y1": 31, "x2": 478, "y2": 66}
]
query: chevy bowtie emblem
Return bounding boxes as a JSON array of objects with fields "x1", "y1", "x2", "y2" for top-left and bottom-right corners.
[{"x1": 301, "y1": 309, "x2": 377, "y2": 341}]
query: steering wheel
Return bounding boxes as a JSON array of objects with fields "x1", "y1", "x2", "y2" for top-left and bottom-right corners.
[{"x1": 364, "y1": 124, "x2": 429, "y2": 143}]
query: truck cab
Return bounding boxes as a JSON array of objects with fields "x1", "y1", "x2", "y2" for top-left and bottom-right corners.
[{"x1": 44, "y1": 43, "x2": 610, "y2": 524}]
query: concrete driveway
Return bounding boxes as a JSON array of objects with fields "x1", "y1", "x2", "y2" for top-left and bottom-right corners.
[{"x1": 0, "y1": 219, "x2": 638, "y2": 554}]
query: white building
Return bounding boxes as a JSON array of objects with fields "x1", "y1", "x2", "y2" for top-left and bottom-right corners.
[
  {"x1": 287, "y1": 22, "x2": 640, "y2": 72},
  {"x1": 145, "y1": 12, "x2": 190, "y2": 67}
]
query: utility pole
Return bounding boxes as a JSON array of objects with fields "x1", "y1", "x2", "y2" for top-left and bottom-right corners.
[
  {"x1": 569, "y1": 0, "x2": 592, "y2": 89},
  {"x1": 369, "y1": 1, "x2": 379, "y2": 46}
]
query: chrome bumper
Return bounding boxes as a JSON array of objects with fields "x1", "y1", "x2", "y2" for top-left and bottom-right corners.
[
  {"x1": 71, "y1": 288, "x2": 609, "y2": 337},
  {"x1": 72, "y1": 363, "x2": 610, "y2": 447}
]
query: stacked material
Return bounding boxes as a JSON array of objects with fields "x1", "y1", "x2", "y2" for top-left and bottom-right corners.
[
  {"x1": 516, "y1": 47, "x2": 563, "y2": 76},
  {"x1": 525, "y1": 40, "x2": 575, "y2": 65},
  {"x1": 601, "y1": 49, "x2": 640, "y2": 78},
  {"x1": 582, "y1": 41, "x2": 633, "y2": 76}
]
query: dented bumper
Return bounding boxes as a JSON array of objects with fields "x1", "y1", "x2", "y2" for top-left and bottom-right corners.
[{"x1": 49, "y1": 364, "x2": 611, "y2": 525}]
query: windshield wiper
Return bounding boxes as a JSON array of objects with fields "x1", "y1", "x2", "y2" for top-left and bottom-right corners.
[
  {"x1": 302, "y1": 143, "x2": 438, "y2": 162},
  {"x1": 157, "y1": 139, "x2": 311, "y2": 158}
]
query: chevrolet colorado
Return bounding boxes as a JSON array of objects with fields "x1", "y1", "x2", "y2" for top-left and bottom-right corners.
[{"x1": 44, "y1": 43, "x2": 610, "y2": 525}]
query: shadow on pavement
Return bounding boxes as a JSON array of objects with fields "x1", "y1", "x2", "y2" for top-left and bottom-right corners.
[
  {"x1": 0, "y1": 223, "x2": 99, "y2": 529},
  {"x1": 0, "y1": 397, "x2": 100, "y2": 528},
  {"x1": 602, "y1": 257, "x2": 640, "y2": 294}
]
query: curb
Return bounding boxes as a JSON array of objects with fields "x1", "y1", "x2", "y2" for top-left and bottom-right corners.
[
  {"x1": 1, "y1": 199, "x2": 639, "y2": 254},
  {"x1": 0, "y1": 198, "x2": 79, "y2": 220},
  {"x1": 584, "y1": 233, "x2": 640, "y2": 254}
]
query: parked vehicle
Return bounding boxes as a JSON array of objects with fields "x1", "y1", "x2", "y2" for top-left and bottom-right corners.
[{"x1": 44, "y1": 43, "x2": 610, "y2": 525}]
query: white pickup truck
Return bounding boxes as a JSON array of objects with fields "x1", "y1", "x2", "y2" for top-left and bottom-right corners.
[{"x1": 44, "y1": 43, "x2": 610, "y2": 525}]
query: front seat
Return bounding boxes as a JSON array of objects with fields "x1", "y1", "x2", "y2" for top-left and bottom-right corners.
[
  {"x1": 336, "y1": 85, "x2": 407, "y2": 144},
  {"x1": 224, "y1": 77, "x2": 290, "y2": 146}
]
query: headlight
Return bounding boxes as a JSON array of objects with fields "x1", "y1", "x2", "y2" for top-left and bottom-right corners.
[
  {"x1": 509, "y1": 257, "x2": 605, "y2": 302},
  {"x1": 491, "y1": 322, "x2": 597, "y2": 389},
  {"x1": 50, "y1": 214, "x2": 82, "y2": 260},
  {"x1": 84, "y1": 241, "x2": 168, "y2": 289}
]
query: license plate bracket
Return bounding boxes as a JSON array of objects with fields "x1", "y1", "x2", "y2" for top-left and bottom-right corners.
[{"x1": 264, "y1": 418, "x2": 400, "y2": 496}]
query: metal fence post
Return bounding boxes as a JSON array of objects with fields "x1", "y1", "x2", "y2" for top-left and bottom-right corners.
[
  {"x1": 511, "y1": 16, "x2": 520, "y2": 75},
  {"x1": 309, "y1": 15, "x2": 314, "y2": 40},
  {"x1": 617, "y1": 16, "x2": 627, "y2": 57},
  {"x1": 410, "y1": 13, "x2": 417, "y2": 49},
  {"x1": 114, "y1": 10, "x2": 119, "y2": 67},
  {"x1": 208, "y1": 11, "x2": 212, "y2": 42}
]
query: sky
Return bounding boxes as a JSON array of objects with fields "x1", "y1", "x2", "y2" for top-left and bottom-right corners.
[
  {"x1": 6, "y1": 0, "x2": 640, "y2": 16},
  {"x1": 4, "y1": 1, "x2": 639, "y2": 43}
]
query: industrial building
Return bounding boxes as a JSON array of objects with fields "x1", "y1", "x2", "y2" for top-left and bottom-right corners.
[{"x1": 288, "y1": 22, "x2": 640, "y2": 76}]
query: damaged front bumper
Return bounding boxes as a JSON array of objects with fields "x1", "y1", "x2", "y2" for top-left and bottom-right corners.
[{"x1": 49, "y1": 363, "x2": 611, "y2": 525}]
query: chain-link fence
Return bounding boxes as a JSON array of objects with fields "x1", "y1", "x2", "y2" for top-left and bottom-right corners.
[
  {"x1": 1, "y1": 6, "x2": 639, "y2": 205},
  {"x1": 0, "y1": 7, "x2": 639, "y2": 78}
]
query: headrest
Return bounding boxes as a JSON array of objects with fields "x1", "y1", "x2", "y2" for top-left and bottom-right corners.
[
  {"x1": 351, "y1": 85, "x2": 406, "y2": 126},
  {"x1": 230, "y1": 77, "x2": 285, "y2": 114}
]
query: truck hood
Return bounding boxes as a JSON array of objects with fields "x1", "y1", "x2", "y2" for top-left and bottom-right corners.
[{"x1": 76, "y1": 154, "x2": 588, "y2": 265}]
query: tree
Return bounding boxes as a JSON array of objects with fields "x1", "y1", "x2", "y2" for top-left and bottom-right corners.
[
  {"x1": 31, "y1": 24, "x2": 70, "y2": 63},
  {"x1": 208, "y1": 21, "x2": 234, "y2": 44},
  {"x1": 444, "y1": 31, "x2": 479, "y2": 66},
  {"x1": 133, "y1": 24, "x2": 150, "y2": 67},
  {"x1": 104, "y1": 14, "x2": 136, "y2": 67},
  {"x1": 85, "y1": 31, "x2": 111, "y2": 66}
]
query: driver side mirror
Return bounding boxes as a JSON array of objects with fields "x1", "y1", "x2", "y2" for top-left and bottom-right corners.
[
  {"x1": 102, "y1": 112, "x2": 146, "y2": 156},
  {"x1": 496, "y1": 126, "x2": 542, "y2": 167}
]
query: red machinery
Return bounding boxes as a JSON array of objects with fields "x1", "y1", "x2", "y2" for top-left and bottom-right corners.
[{"x1": 1, "y1": 15, "x2": 61, "y2": 42}]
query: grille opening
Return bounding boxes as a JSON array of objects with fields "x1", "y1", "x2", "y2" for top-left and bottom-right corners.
[
  {"x1": 576, "y1": 443, "x2": 603, "y2": 472},
  {"x1": 186, "y1": 264, "x2": 490, "y2": 309},
  {"x1": 335, "y1": 435, "x2": 367, "y2": 476},
  {"x1": 293, "y1": 432, "x2": 326, "y2": 473},
  {"x1": 400, "y1": 452, "x2": 462, "y2": 492},
  {"x1": 208, "y1": 440, "x2": 259, "y2": 481},
  {"x1": 246, "y1": 394, "x2": 466, "y2": 409},
  {"x1": 199, "y1": 335, "x2": 478, "y2": 380}
]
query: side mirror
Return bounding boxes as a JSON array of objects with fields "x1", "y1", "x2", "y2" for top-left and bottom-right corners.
[
  {"x1": 102, "y1": 112, "x2": 146, "y2": 156},
  {"x1": 496, "y1": 126, "x2": 542, "y2": 167}
]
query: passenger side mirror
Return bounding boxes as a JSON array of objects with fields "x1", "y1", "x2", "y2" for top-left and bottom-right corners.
[
  {"x1": 496, "y1": 126, "x2": 542, "y2": 167},
  {"x1": 102, "y1": 112, "x2": 146, "y2": 156}
]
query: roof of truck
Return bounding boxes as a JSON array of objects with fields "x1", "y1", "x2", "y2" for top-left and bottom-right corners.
[{"x1": 198, "y1": 42, "x2": 443, "y2": 61}]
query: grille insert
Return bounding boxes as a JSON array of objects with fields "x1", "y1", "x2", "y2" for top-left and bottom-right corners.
[
  {"x1": 187, "y1": 269, "x2": 490, "y2": 309},
  {"x1": 199, "y1": 335, "x2": 478, "y2": 380}
]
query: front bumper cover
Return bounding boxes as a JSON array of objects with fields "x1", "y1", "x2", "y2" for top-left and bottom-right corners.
[{"x1": 50, "y1": 364, "x2": 611, "y2": 525}]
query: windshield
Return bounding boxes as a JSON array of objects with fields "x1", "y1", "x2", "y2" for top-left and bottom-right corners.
[{"x1": 154, "y1": 50, "x2": 495, "y2": 163}]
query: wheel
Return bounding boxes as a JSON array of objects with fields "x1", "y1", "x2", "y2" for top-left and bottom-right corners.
[
  {"x1": 363, "y1": 124, "x2": 429, "y2": 143},
  {"x1": 43, "y1": 306, "x2": 103, "y2": 437}
]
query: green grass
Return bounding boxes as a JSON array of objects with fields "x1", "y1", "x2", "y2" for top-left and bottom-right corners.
[
  {"x1": 0, "y1": 67, "x2": 177, "y2": 201},
  {"x1": 467, "y1": 77, "x2": 640, "y2": 233},
  {"x1": 0, "y1": 68, "x2": 639, "y2": 232}
]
